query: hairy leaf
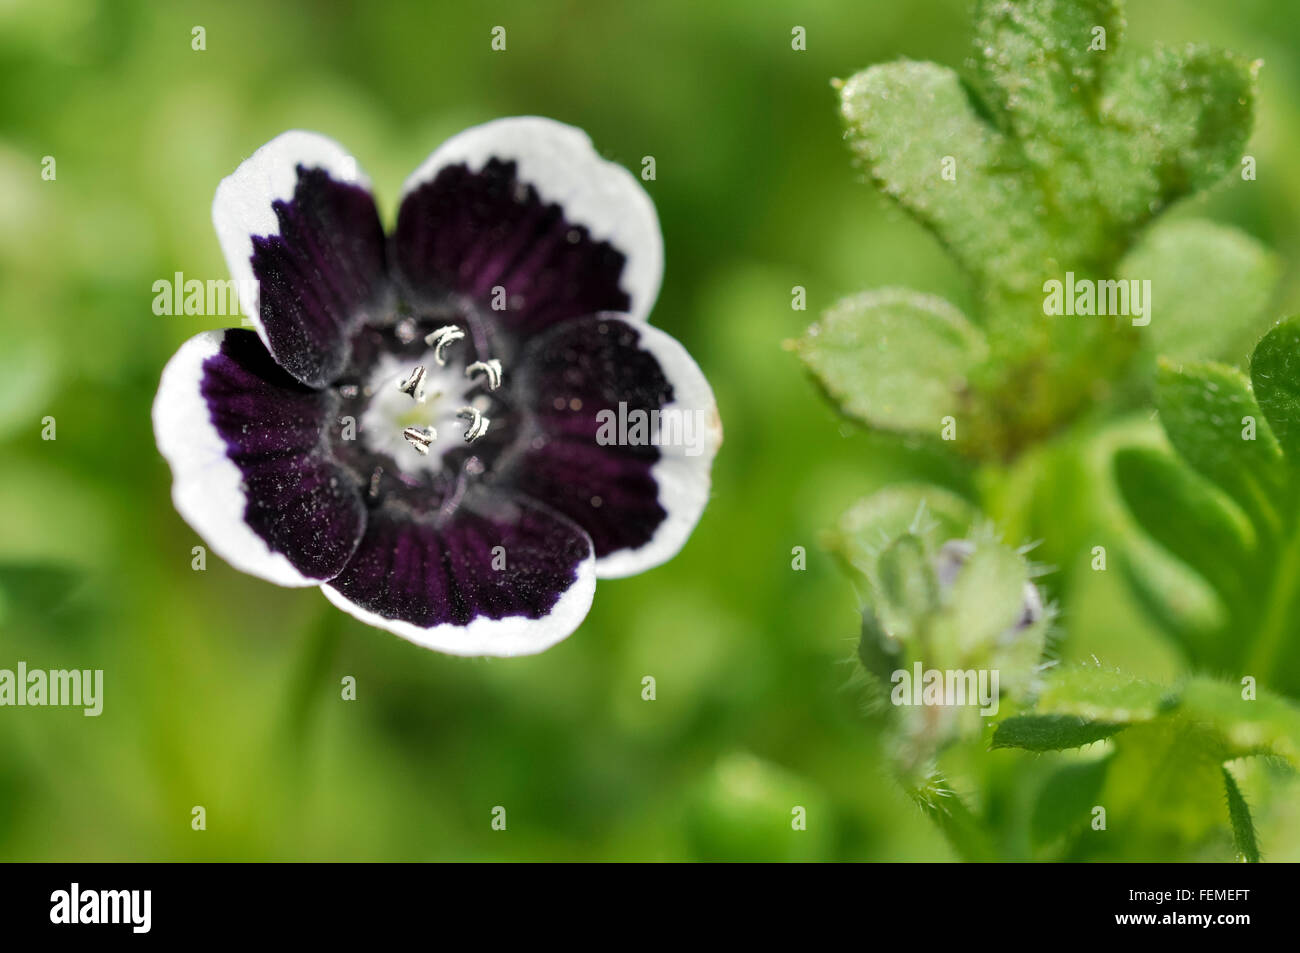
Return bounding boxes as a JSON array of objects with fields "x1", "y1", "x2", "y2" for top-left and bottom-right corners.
[
  {"x1": 842, "y1": 0, "x2": 1256, "y2": 298},
  {"x1": 997, "y1": 668, "x2": 1300, "y2": 766},
  {"x1": 1119, "y1": 222, "x2": 1278, "y2": 365},
  {"x1": 1031, "y1": 665, "x2": 1172, "y2": 724},
  {"x1": 995, "y1": 667, "x2": 1300, "y2": 858},
  {"x1": 973, "y1": 0, "x2": 1123, "y2": 138},
  {"x1": 1153, "y1": 359, "x2": 1284, "y2": 531},
  {"x1": 1114, "y1": 446, "x2": 1254, "y2": 603},
  {"x1": 1117, "y1": 318, "x2": 1300, "y2": 692},
  {"x1": 830, "y1": 0, "x2": 1264, "y2": 462},
  {"x1": 1179, "y1": 677, "x2": 1300, "y2": 764},
  {"x1": 993, "y1": 715, "x2": 1124, "y2": 751},
  {"x1": 1101, "y1": 45, "x2": 1256, "y2": 214},
  {"x1": 1222, "y1": 766, "x2": 1261, "y2": 863},
  {"x1": 838, "y1": 62, "x2": 1049, "y2": 295},
  {"x1": 797, "y1": 289, "x2": 985, "y2": 436},
  {"x1": 1250, "y1": 317, "x2": 1300, "y2": 462}
]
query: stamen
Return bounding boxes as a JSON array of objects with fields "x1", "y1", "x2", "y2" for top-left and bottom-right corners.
[
  {"x1": 402, "y1": 426, "x2": 437, "y2": 454},
  {"x1": 424, "y1": 325, "x2": 465, "y2": 366},
  {"x1": 457, "y1": 407, "x2": 490, "y2": 443},
  {"x1": 368, "y1": 466, "x2": 384, "y2": 498},
  {"x1": 396, "y1": 364, "x2": 428, "y2": 402},
  {"x1": 466, "y1": 359, "x2": 503, "y2": 391}
]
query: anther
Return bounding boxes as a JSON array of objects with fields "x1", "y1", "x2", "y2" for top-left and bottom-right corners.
[
  {"x1": 368, "y1": 466, "x2": 384, "y2": 498},
  {"x1": 457, "y1": 407, "x2": 490, "y2": 443},
  {"x1": 402, "y1": 426, "x2": 437, "y2": 454},
  {"x1": 396, "y1": 364, "x2": 428, "y2": 402},
  {"x1": 424, "y1": 325, "x2": 465, "y2": 366},
  {"x1": 465, "y1": 359, "x2": 503, "y2": 391}
]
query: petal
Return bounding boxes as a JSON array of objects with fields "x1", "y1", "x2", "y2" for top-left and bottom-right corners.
[
  {"x1": 213, "y1": 130, "x2": 388, "y2": 388},
  {"x1": 322, "y1": 493, "x2": 595, "y2": 657},
  {"x1": 393, "y1": 117, "x2": 662, "y2": 333},
  {"x1": 153, "y1": 329, "x2": 367, "y2": 586},
  {"x1": 506, "y1": 316, "x2": 721, "y2": 578}
]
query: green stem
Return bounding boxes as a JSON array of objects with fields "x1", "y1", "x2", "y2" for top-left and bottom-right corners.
[
  {"x1": 281, "y1": 604, "x2": 345, "y2": 758},
  {"x1": 1245, "y1": 515, "x2": 1300, "y2": 683},
  {"x1": 904, "y1": 771, "x2": 1001, "y2": 863}
]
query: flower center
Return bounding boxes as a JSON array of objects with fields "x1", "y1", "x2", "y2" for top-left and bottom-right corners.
[{"x1": 356, "y1": 324, "x2": 503, "y2": 476}]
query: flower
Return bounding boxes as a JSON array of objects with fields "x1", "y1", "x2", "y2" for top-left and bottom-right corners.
[{"x1": 153, "y1": 118, "x2": 721, "y2": 656}]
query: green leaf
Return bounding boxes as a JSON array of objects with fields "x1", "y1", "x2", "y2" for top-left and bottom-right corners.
[
  {"x1": 1031, "y1": 665, "x2": 1172, "y2": 724},
  {"x1": 1179, "y1": 677, "x2": 1300, "y2": 764},
  {"x1": 1153, "y1": 359, "x2": 1284, "y2": 532},
  {"x1": 1001, "y1": 669, "x2": 1300, "y2": 767},
  {"x1": 993, "y1": 715, "x2": 1124, "y2": 751},
  {"x1": 1030, "y1": 755, "x2": 1113, "y2": 852},
  {"x1": 838, "y1": 61, "x2": 1050, "y2": 296},
  {"x1": 995, "y1": 668, "x2": 1300, "y2": 858},
  {"x1": 1102, "y1": 44, "x2": 1256, "y2": 212},
  {"x1": 1117, "y1": 319, "x2": 1300, "y2": 692},
  {"x1": 1099, "y1": 719, "x2": 1234, "y2": 850},
  {"x1": 831, "y1": 0, "x2": 1264, "y2": 461},
  {"x1": 1250, "y1": 316, "x2": 1300, "y2": 463},
  {"x1": 1222, "y1": 766, "x2": 1261, "y2": 863},
  {"x1": 797, "y1": 290, "x2": 986, "y2": 435},
  {"x1": 972, "y1": 0, "x2": 1123, "y2": 141},
  {"x1": 842, "y1": 0, "x2": 1257, "y2": 299},
  {"x1": 1119, "y1": 221, "x2": 1278, "y2": 365},
  {"x1": 1114, "y1": 446, "x2": 1255, "y2": 603},
  {"x1": 1118, "y1": 548, "x2": 1225, "y2": 666}
]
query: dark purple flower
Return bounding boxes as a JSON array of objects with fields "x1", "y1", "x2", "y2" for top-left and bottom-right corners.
[{"x1": 153, "y1": 119, "x2": 721, "y2": 656}]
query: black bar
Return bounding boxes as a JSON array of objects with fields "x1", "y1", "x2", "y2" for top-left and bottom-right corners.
[{"x1": 0, "y1": 862, "x2": 1280, "y2": 939}]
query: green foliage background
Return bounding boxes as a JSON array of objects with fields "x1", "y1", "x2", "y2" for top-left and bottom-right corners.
[{"x1": 2, "y1": 0, "x2": 1299, "y2": 860}]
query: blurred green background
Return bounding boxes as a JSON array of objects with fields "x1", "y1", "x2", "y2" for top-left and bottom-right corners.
[{"x1": 2, "y1": 0, "x2": 1300, "y2": 861}]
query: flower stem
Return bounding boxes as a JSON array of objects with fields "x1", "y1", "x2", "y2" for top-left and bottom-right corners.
[
  {"x1": 280, "y1": 602, "x2": 345, "y2": 761},
  {"x1": 1245, "y1": 514, "x2": 1300, "y2": 687}
]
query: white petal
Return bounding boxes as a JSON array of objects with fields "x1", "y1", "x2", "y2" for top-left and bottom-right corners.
[
  {"x1": 152, "y1": 330, "x2": 315, "y2": 587},
  {"x1": 596, "y1": 323, "x2": 722, "y2": 579},
  {"x1": 401, "y1": 117, "x2": 663, "y2": 321},
  {"x1": 212, "y1": 130, "x2": 370, "y2": 350},
  {"x1": 321, "y1": 549, "x2": 596, "y2": 658}
]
